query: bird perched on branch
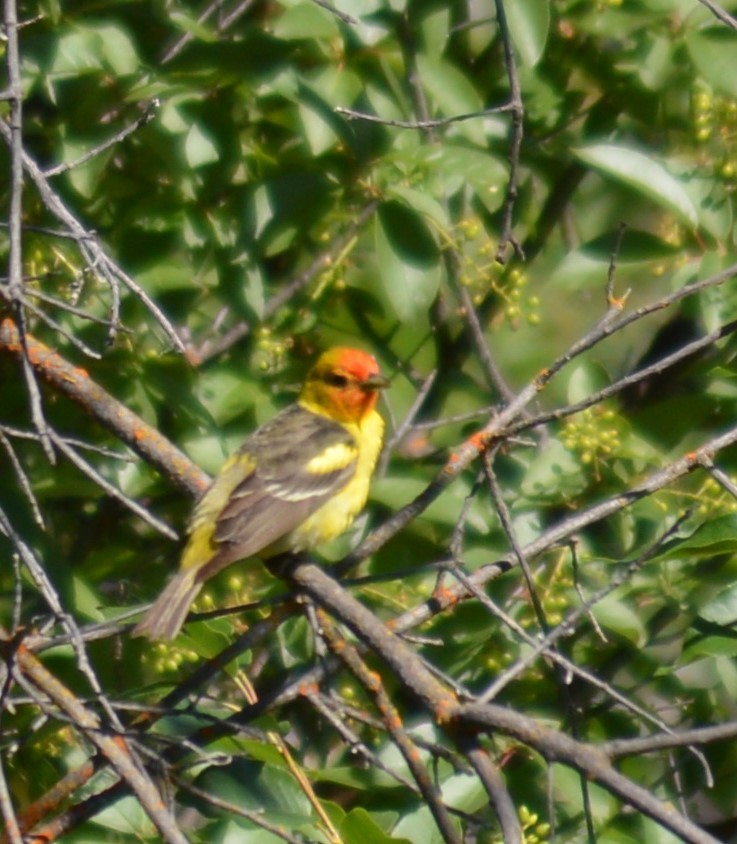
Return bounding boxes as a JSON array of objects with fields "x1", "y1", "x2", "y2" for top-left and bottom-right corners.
[{"x1": 132, "y1": 347, "x2": 388, "y2": 641}]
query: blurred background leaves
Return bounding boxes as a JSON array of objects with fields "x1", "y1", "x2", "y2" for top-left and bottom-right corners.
[{"x1": 3, "y1": 0, "x2": 737, "y2": 841}]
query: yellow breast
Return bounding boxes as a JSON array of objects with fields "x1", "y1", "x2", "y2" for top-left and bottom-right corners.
[{"x1": 278, "y1": 409, "x2": 384, "y2": 553}]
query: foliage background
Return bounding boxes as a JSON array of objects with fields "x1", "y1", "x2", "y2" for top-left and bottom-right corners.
[{"x1": 3, "y1": 0, "x2": 737, "y2": 841}]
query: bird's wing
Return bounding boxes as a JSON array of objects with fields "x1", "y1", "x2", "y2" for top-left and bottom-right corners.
[{"x1": 212, "y1": 404, "x2": 358, "y2": 559}]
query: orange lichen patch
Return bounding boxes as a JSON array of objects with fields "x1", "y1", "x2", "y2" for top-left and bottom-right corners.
[
  {"x1": 385, "y1": 711, "x2": 404, "y2": 732},
  {"x1": 467, "y1": 430, "x2": 491, "y2": 452},
  {"x1": 432, "y1": 585, "x2": 459, "y2": 608},
  {"x1": 404, "y1": 744, "x2": 423, "y2": 764},
  {"x1": 0, "y1": 317, "x2": 23, "y2": 352},
  {"x1": 446, "y1": 451, "x2": 461, "y2": 465},
  {"x1": 111, "y1": 735, "x2": 129, "y2": 752},
  {"x1": 330, "y1": 636, "x2": 346, "y2": 654},
  {"x1": 433, "y1": 693, "x2": 458, "y2": 724},
  {"x1": 367, "y1": 670, "x2": 382, "y2": 693},
  {"x1": 298, "y1": 681, "x2": 320, "y2": 697}
]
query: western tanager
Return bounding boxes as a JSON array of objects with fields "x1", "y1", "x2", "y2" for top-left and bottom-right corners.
[{"x1": 132, "y1": 347, "x2": 388, "y2": 640}]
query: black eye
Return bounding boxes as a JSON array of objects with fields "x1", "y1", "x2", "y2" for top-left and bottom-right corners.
[{"x1": 325, "y1": 372, "x2": 349, "y2": 388}]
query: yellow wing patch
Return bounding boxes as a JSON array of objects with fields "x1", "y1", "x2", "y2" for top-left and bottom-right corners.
[{"x1": 304, "y1": 442, "x2": 358, "y2": 474}]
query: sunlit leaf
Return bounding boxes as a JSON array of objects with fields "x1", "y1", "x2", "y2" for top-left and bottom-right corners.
[
  {"x1": 506, "y1": 0, "x2": 550, "y2": 67},
  {"x1": 686, "y1": 28, "x2": 737, "y2": 98},
  {"x1": 375, "y1": 201, "x2": 441, "y2": 321},
  {"x1": 574, "y1": 144, "x2": 699, "y2": 227},
  {"x1": 184, "y1": 123, "x2": 219, "y2": 168}
]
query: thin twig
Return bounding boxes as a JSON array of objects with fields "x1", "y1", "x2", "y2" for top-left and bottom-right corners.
[
  {"x1": 51, "y1": 433, "x2": 179, "y2": 540},
  {"x1": 0, "y1": 120, "x2": 185, "y2": 351},
  {"x1": 162, "y1": 0, "x2": 258, "y2": 63},
  {"x1": 0, "y1": 428, "x2": 45, "y2": 529},
  {"x1": 193, "y1": 199, "x2": 380, "y2": 364},
  {"x1": 310, "y1": 0, "x2": 357, "y2": 25},
  {"x1": 43, "y1": 100, "x2": 160, "y2": 177},
  {"x1": 605, "y1": 222, "x2": 629, "y2": 306},
  {"x1": 378, "y1": 368, "x2": 436, "y2": 475},
  {"x1": 335, "y1": 103, "x2": 514, "y2": 129},
  {"x1": 174, "y1": 779, "x2": 305, "y2": 844},
  {"x1": 493, "y1": 0, "x2": 525, "y2": 263}
]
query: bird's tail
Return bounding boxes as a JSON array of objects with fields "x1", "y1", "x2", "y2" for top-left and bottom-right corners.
[{"x1": 131, "y1": 568, "x2": 202, "y2": 641}]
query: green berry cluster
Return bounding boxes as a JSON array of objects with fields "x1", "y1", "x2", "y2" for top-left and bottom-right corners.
[
  {"x1": 692, "y1": 87, "x2": 737, "y2": 181},
  {"x1": 253, "y1": 327, "x2": 293, "y2": 374},
  {"x1": 488, "y1": 805, "x2": 550, "y2": 843},
  {"x1": 693, "y1": 476, "x2": 737, "y2": 518},
  {"x1": 144, "y1": 640, "x2": 200, "y2": 675},
  {"x1": 456, "y1": 217, "x2": 541, "y2": 328},
  {"x1": 649, "y1": 217, "x2": 687, "y2": 278},
  {"x1": 517, "y1": 553, "x2": 573, "y2": 630},
  {"x1": 561, "y1": 406, "x2": 623, "y2": 477}
]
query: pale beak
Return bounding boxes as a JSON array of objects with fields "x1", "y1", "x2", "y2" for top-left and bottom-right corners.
[{"x1": 361, "y1": 373, "x2": 390, "y2": 391}]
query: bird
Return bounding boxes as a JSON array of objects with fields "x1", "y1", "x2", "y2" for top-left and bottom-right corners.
[{"x1": 132, "y1": 346, "x2": 388, "y2": 641}]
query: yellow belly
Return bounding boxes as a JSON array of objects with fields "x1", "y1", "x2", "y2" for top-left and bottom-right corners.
[{"x1": 271, "y1": 409, "x2": 384, "y2": 554}]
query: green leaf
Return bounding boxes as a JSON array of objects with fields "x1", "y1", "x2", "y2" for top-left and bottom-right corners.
[
  {"x1": 657, "y1": 515, "x2": 737, "y2": 560},
  {"x1": 136, "y1": 261, "x2": 200, "y2": 293},
  {"x1": 196, "y1": 760, "x2": 313, "y2": 825},
  {"x1": 574, "y1": 144, "x2": 698, "y2": 227},
  {"x1": 217, "y1": 818, "x2": 290, "y2": 842},
  {"x1": 72, "y1": 575, "x2": 104, "y2": 621},
  {"x1": 273, "y1": 2, "x2": 339, "y2": 40},
  {"x1": 341, "y1": 808, "x2": 412, "y2": 844},
  {"x1": 699, "y1": 582, "x2": 737, "y2": 626},
  {"x1": 684, "y1": 634, "x2": 737, "y2": 659},
  {"x1": 566, "y1": 361, "x2": 611, "y2": 404},
  {"x1": 506, "y1": 0, "x2": 550, "y2": 67},
  {"x1": 416, "y1": 54, "x2": 482, "y2": 115},
  {"x1": 387, "y1": 185, "x2": 449, "y2": 229},
  {"x1": 372, "y1": 475, "x2": 491, "y2": 534},
  {"x1": 51, "y1": 23, "x2": 140, "y2": 76},
  {"x1": 520, "y1": 439, "x2": 587, "y2": 500},
  {"x1": 298, "y1": 68, "x2": 361, "y2": 155},
  {"x1": 184, "y1": 123, "x2": 219, "y2": 168},
  {"x1": 375, "y1": 201, "x2": 441, "y2": 321},
  {"x1": 550, "y1": 229, "x2": 680, "y2": 290},
  {"x1": 441, "y1": 772, "x2": 488, "y2": 814},
  {"x1": 88, "y1": 795, "x2": 156, "y2": 836},
  {"x1": 580, "y1": 229, "x2": 681, "y2": 263},
  {"x1": 416, "y1": 54, "x2": 485, "y2": 143},
  {"x1": 422, "y1": 145, "x2": 507, "y2": 212},
  {"x1": 168, "y1": 10, "x2": 220, "y2": 42},
  {"x1": 394, "y1": 804, "x2": 461, "y2": 844},
  {"x1": 592, "y1": 592, "x2": 647, "y2": 646},
  {"x1": 686, "y1": 28, "x2": 737, "y2": 98}
]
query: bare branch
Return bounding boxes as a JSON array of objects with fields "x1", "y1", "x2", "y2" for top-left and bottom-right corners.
[
  {"x1": 0, "y1": 318, "x2": 208, "y2": 497},
  {"x1": 697, "y1": 0, "x2": 737, "y2": 30}
]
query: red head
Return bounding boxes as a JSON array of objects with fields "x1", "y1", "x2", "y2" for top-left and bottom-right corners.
[{"x1": 300, "y1": 347, "x2": 388, "y2": 424}]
